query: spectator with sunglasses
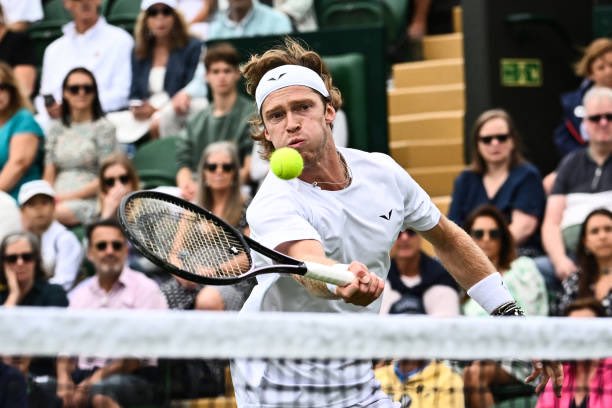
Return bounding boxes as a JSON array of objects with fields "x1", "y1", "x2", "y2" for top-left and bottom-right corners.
[
  {"x1": 0, "y1": 230, "x2": 67, "y2": 407},
  {"x1": 18, "y1": 180, "x2": 83, "y2": 292},
  {"x1": 96, "y1": 153, "x2": 140, "y2": 221},
  {"x1": 190, "y1": 141, "x2": 254, "y2": 310},
  {"x1": 0, "y1": 62, "x2": 44, "y2": 201},
  {"x1": 449, "y1": 109, "x2": 546, "y2": 257},
  {"x1": 542, "y1": 86, "x2": 612, "y2": 288},
  {"x1": 58, "y1": 218, "x2": 167, "y2": 408},
  {"x1": 43, "y1": 67, "x2": 118, "y2": 227},
  {"x1": 462, "y1": 205, "x2": 548, "y2": 408},
  {"x1": 123, "y1": 0, "x2": 201, "y2": 141}
]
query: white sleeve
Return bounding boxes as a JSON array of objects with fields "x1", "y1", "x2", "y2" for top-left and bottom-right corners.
[{"x1": 49, "y1": 232, "x2": 84, "y2": 292}]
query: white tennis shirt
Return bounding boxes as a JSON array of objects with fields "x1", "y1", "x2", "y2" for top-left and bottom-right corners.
[{"x1": 232, "y1": 147, "x2": 441, "y2": 407}]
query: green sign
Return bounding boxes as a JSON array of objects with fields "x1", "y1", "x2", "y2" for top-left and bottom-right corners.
[{"x1": 500, "y1": 59, "x2": 542, "y2": 87}]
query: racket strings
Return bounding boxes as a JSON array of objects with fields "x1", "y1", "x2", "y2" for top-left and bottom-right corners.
[{"x1": 124, "y1": 198, "x2": 251, "y2": 280}]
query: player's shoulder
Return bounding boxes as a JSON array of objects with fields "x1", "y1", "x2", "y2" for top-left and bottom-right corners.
[{"x1": 340, "y1": 147, "x2": 398, "y2": 170}]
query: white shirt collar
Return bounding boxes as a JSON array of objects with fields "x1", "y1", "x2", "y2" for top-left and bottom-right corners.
[{"x1": 62, "y1": 16, "x2": 108, "y2": 38}]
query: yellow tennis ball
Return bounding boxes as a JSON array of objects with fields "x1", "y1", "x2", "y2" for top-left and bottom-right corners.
[{"x1": 270, "y1": 147, "x2": 304, "y2": 180}]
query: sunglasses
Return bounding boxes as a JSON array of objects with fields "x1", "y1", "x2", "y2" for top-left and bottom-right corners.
[
  {"x1": 94, "y1": 240, "x2": 124, "y2": 252},
  {"x1": 146, "y1": 5, "x2": 173, "y2": 17},
  {"x1": 400, "y1": 229, "x2": 417, "y2": 237},
  {"x1": 204, "y1": 163, "x2": 234, "y2": 173},
  {"x1": 0, "y1": 83, "x2": 14, "y2": 92},
  {"x1": 4, "y1": 252, "x2": 35, "y2": 264},
  {"x1": 478, "y1": 134, "x2": 510, "y2": 145},
  {"x1": 586, "y1": 113, "x2": 612, "y2": 123},
  {"x1": 103, "y1": 175, "x2": 129, "y2": 188},
  {"x1": 65, "y1": 84, "x2": 95, "y2": 95},
  {"x1": 471, "y1": 229, "x2": 502, "y2": 240}
]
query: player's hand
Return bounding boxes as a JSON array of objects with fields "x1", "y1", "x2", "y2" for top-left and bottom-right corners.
[
  {"x1": 525, "y1": 360, "x2": 563, "y2": 397},
  {"x1": 553, "y1": 256, "x2": 577, "y2": 281},
  {"x1": 335, "y1": 261, "x2": 384, "y2": 306}
]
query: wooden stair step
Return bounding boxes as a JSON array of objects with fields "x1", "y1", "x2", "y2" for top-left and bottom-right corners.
[
  {"x1": 391, "y1": 139, "x2": 463, "y2": 168},
  {"x1": 388, "y1": 84, "x2": 464, "y2": 116},
  {"x1": 392, "y1": 58, "x2": 464, "y2": 88},
  {"x1": 423, "y1": 32, "x2": 464, "y2": 60},
  {"x1": 389, "y1": 110, "x2": 464, "y2": 142}
]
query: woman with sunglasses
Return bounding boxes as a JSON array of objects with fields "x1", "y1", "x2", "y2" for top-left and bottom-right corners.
[
  {"x1": 0, "y1": 62, "x2": 44, "y2": 200},
  {"x1": 43, "y1": 67, "x2": 118, "y2": 227},
  {"x1": 461, "y1": 205, "x2": 548, "y2": 408},
  {"x1": 190, "y1": 141, "x2": 254, "y2": 311},
  {"x1": 129, "y1": 0, "x2": 201, "y2": 139},
  {"x1": 557, "y1": 208, "x2": 612, "y2": 317},
  {"x1": 449, "y1": 109, "x2": 546, "y2": 257},
  {"x1": 97, "y1": 153, "x2": 140, "y2": 220}
]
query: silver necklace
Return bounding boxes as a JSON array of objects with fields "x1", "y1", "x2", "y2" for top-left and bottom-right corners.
[{"x1": 312, "y1": 152, "x2": 352, "y2": 189}]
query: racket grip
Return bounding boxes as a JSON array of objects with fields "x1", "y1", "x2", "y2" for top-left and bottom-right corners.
[{"x1": 303, "y1": 262, "x2": 355, "y2": 286}]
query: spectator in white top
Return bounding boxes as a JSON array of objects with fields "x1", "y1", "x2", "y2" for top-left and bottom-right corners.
[
  {"x1": 36, "y1": 0, "x2": 133, "y2": 127},
  {"x1": 18, "y1": 180, "x2": 83, "y2": 292},
  {"x1": 0, "y1": 0, "x2": 42, "y2": 31},
  {"x1": 271, "y1": 0, "x2": 317, "y2": 32},
  {"x1": 0, "y1": 190, "x2": 20, "y2": 241}
]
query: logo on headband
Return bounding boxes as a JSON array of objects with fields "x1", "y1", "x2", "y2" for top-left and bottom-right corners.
[{"x1": 268, "y1": 73, "x2": 287, "y2": 81}]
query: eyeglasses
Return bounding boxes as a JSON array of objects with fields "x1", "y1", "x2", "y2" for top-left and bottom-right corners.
[
  {"x1": 585, "y1": 113, "x2": 612, "y2": 123},
  {"x1": 0, "y1": 83, "x2": 14, "y2": 92},
  {"x1": 471, "y1": 229, "x2": 502, "y2": 240},
  {"x1": 4, "y1": 252, "x2": 35, "y2": 264},
  {"x1": 478, "y1": 134, "x2": 510, "y2": 145},
  {"x1": 146, "y1": 5, "x2": 173, "y2": 17},
  {"x1": 204, "y1": 163, "x2": 234, "y2": 173},
  {"x1": 65, "y1": 84, "x2": 95, "y2": 95},
  {"x1": 400, "y1": 229, "x2": 417, "y2": 237},
  {"x1": 94, "y1": 240, "x2": 124, "y2": 252},
  {"x1": 103, "y1": 175, "x2": 130, "y2": 188}
]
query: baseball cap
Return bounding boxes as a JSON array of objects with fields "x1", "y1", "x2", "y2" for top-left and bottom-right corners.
[
  {"x1": 141, "y1": 0, "x2": 177, "y2": 10},
  {"x1": 18, "y1": 180, "x2": 55, "y2": 206}
]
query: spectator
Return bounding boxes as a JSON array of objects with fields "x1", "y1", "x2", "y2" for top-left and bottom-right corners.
[
  {"x1": 43, "y1": 67, "x2": 118, "y2": 227},
  {"x1": 449, "y1": 109, "x2": 546, "y2": 257},
  {"x1": 192, "y1": 141, "x2": 255, "y2": 311},
  {"x1": 0, "y1": 360, "x2": 27, "y2": 408},
  {"x1": 208, "y1": 0, "x2": 292, "y2": 40},
  {"x1": 176, "y1": 42, "x2": 255, "y2": 201},
  {"x1": 18, "y1": 180, "x2": 83, "y2": 291},
  {"x1": 537, "y1": 298, "x2": 612, "y2": 408},
  {"x1": 541, "y1": 86, "x2": 612, "y2": 288},
  {"x1": 57, "y1": 218, "x2": 167, "y2": 408},
  {"x1": 0, "y1": 190, "x2": 19, "y2": 241},
  {"x1": 18, "y1": 180, "x2": 83, "y2": 292},
  {"x1": 97, "y1": 153, "x2": 140, "y2": 220},
  {"x1": 177, "y1": 0, "x2": 217, "y2": 39},
  {"x1": 0, "y1": 5, "x2": 36, "y2": 97},
  {"x1": 379, "y1": 228, "x2": 459, "y2": 316},
  {"x1": 124, "y1": 0, "x2": 201, "y2": 141},
  {"x1": 462, "y1": 205, "x2": 548, "y2": 408},
  {"x1": 0, "y1": 62, "x2": 44, "y2": 200},
  {"x1": 271, "y1": 0, "x2": 317, "y2": 32},
  {"x1": 557, "y1": 208, "x2": 612, "y2": 316},
  {"x1": 0, "y1": 0, "x2": 42, "y2": 31},
  {"x1": 554, "y1": 38, "x2": 612, "y2": 157},
  {"x1": 0, "y1": 231, "x2": 68, "y2": 407},
  {"x1": 36, "y1": 0, "x2": 133, "y2": 126}
]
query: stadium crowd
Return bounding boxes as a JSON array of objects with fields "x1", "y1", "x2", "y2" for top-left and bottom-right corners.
[{"x1": 0, "y1": 1, "x2": 610, "y2": 407}]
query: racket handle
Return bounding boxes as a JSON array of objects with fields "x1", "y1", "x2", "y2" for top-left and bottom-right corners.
[{"x1": 303, "y1": 262, "x2": 355, "y2": 286}]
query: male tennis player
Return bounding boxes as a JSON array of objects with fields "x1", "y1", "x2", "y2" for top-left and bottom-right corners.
[{"x1": 232, "y1": 38, "x2": 562, "y2": 407}]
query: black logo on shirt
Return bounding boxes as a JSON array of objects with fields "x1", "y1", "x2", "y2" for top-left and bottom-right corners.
[{"x1": 379, "y1": 210, "x2": 393, "y2": 220}]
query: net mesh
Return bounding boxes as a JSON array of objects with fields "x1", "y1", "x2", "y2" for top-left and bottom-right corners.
[
  {"x1": 2, "y1": 308, "x2": 611, "y2": 408},
  {"x1": 123, "y1": 195, "x2": 252, "y2": 281}
]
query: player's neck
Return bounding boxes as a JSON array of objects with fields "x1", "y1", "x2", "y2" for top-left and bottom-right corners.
[{"x1": 303, "y1": 149, "x2": 351, "y2": 191}]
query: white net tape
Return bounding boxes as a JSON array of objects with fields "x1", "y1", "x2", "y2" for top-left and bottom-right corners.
[{"x1": 1, "y1": 308, "x2": 610, "y2": 360}]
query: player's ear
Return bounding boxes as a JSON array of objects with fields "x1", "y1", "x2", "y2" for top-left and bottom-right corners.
[
  {"x1": 324, "y1": 102, "x2": 336, "y2": 125},
  {"x1": 263, "y1": 125, "x2": 271, "y2": 141}
]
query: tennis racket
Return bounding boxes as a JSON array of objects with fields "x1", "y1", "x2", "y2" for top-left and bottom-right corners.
[{"x1": 118, "y1": 191, "x2": 355, "y2": 286}]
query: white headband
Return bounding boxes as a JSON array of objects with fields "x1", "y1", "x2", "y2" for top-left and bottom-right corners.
[{"x1": 255, "y1": 65, "x2": 330, "y2": 111}]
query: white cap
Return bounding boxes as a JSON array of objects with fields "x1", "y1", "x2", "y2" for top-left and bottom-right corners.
[
  {"x1": 141, "y1": 0, "x2": 177, "y2": 10},
  {"x1": 255, "y1": 65, "x2": 330, "y2": 112},
  {"x1": 18, "y1": 180, "x2": 55, "y2": 206}
]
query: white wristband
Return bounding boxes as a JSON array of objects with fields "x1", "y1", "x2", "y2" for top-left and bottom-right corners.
[{"x1": 466, "y1": 272, "x2": 515, "y2": 314}]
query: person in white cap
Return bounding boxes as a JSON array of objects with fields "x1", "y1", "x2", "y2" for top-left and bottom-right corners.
[
  {"x1": 18, "y1": 180, "x2": 83, "y2": 292},
  {"x1": 230, "y1": 37, "x2": 563, "y2": 407}
]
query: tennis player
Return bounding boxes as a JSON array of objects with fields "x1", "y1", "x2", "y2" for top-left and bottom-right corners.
[{"x1": 232, "y1": 38, "x2": 562, "y2": 407}]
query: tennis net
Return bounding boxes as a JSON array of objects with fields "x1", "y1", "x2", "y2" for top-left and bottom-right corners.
[{"x1": 1, "y1": 308, "x2": 610, "y2": 407}]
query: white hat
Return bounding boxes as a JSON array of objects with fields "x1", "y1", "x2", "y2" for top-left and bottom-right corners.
[
  {"x1": 141, "y1": 0, "x2": 177, "y2": 10},
  {"x1": 18, "y1": 180, "x2": 55, "y2": 206}
]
